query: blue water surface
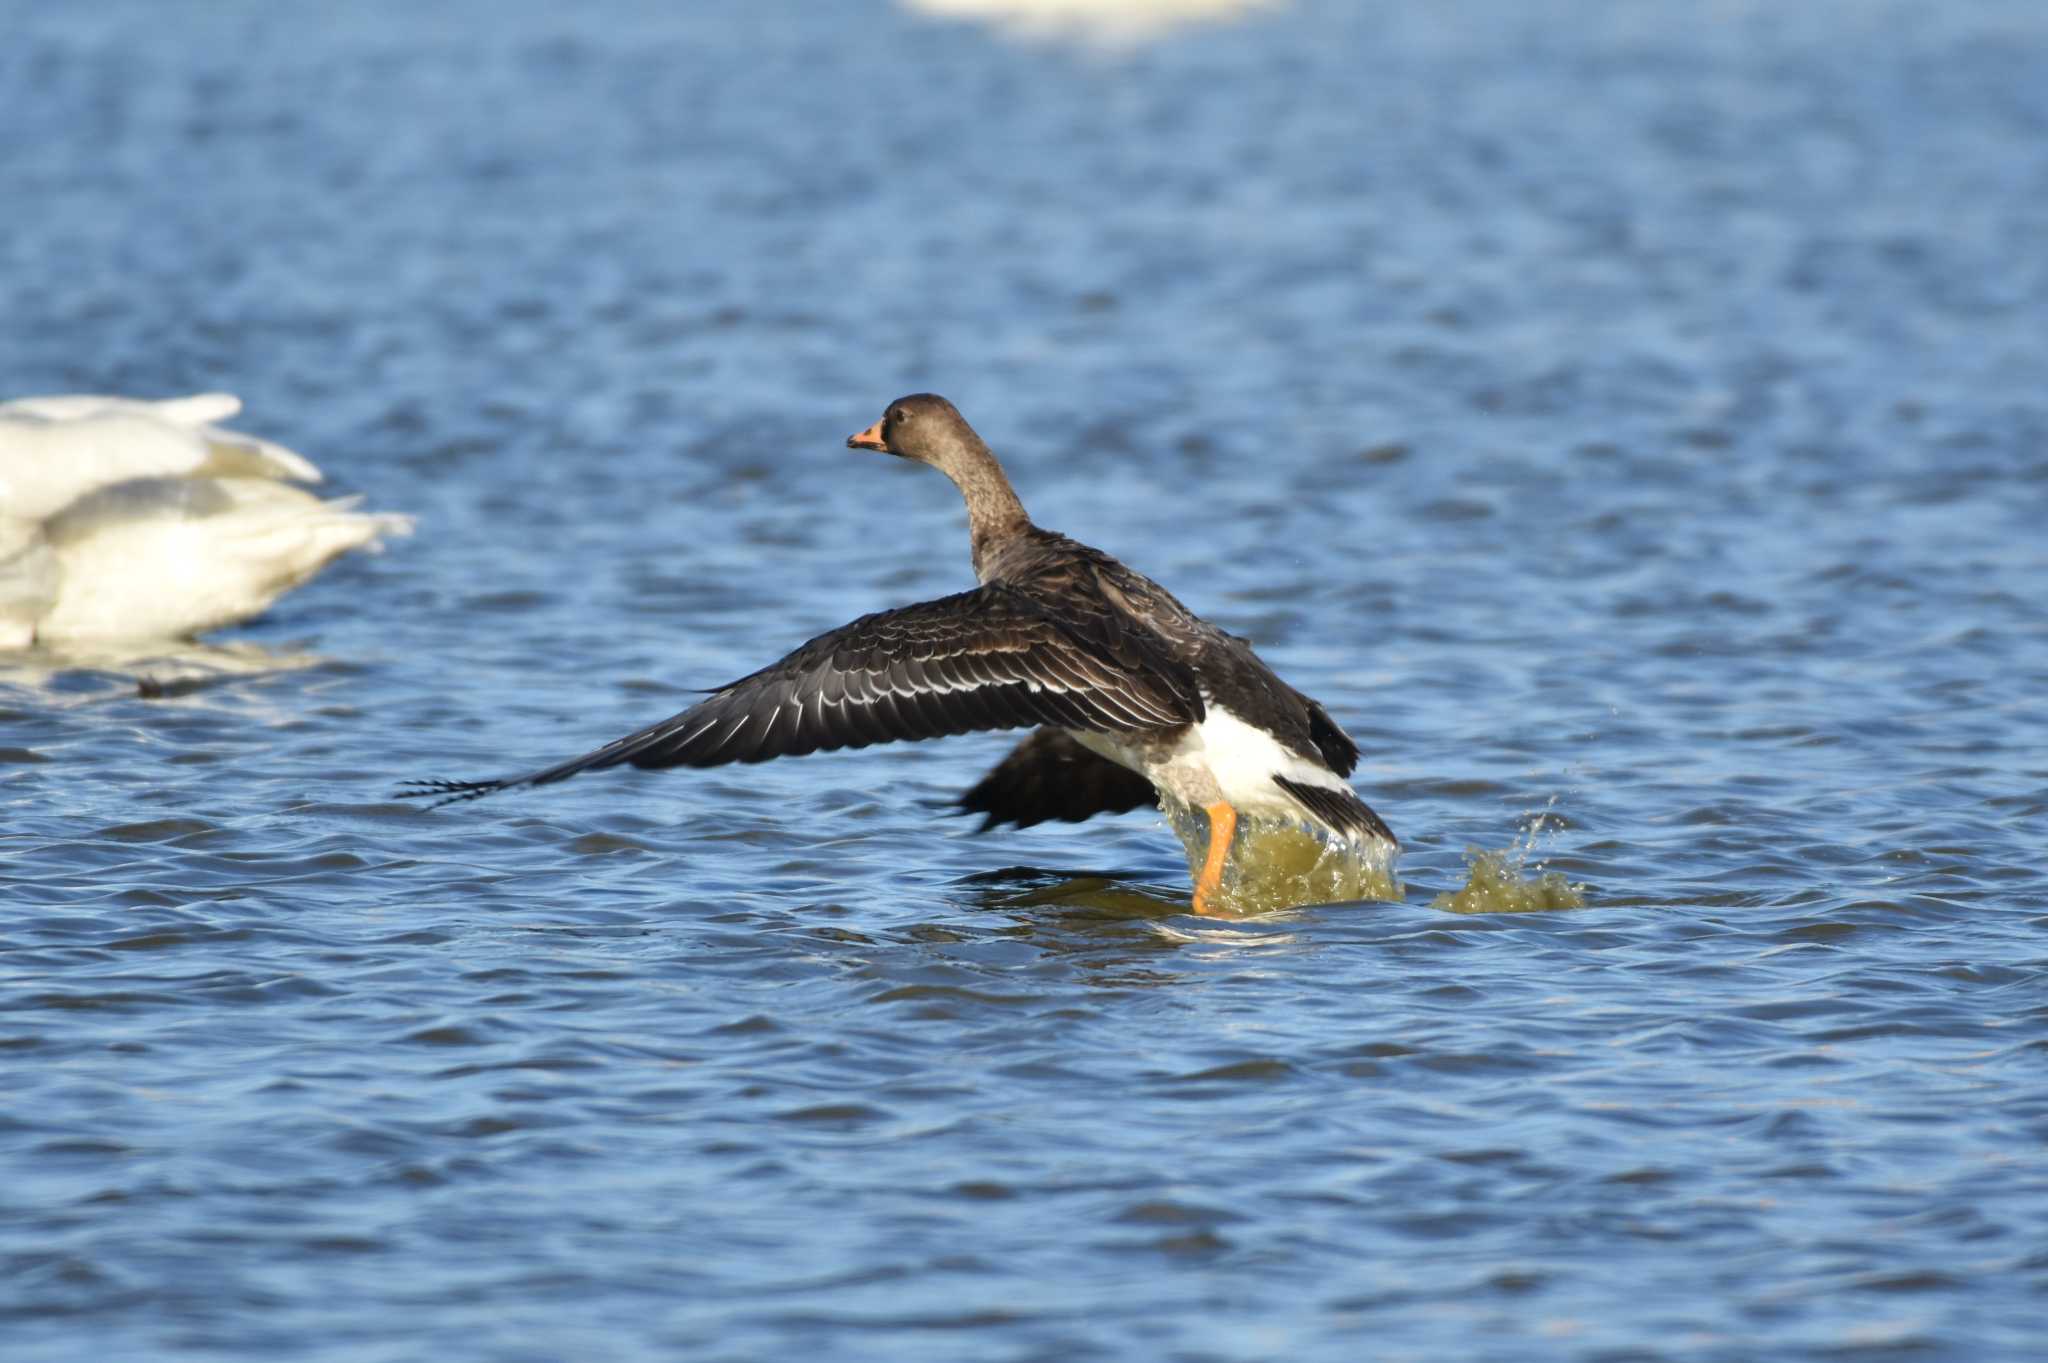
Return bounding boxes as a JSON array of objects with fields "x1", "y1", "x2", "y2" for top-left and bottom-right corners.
[{"x1": 3, "y1": 2, "x2": 2046, "y2": 1359}]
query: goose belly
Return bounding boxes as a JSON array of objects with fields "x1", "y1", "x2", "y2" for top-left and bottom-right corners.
[{"x1": 1068, "y1": 705, "x2": 1347, "y2": 817}]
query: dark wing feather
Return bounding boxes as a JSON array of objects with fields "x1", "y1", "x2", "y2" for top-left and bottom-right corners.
[
  {"x1": 957, "y1": 728, "x2": 1160, "y2": 831},
  {"x1": 1272, "y1": 776, "x2": 1397, "y2": 846},
  {"x1": 398, "y1": 585, "x2": 1201, "y2": 806},
  {"x1": 1302, "y1": 698, "x2": 1360, "y2": 778}
]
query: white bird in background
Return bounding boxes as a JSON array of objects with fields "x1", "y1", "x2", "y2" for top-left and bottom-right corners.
[
  {"x1": 901, "y1": 0, "x2": 1278, "y2": 43},
  {"x1": 0, "y1": 393, "x2": 412, "y2": 648}
]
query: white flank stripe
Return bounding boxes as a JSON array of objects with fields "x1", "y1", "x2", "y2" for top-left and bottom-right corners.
[{"x1": 1193, "y1": 705, "x2": 1347, "y2": 809}]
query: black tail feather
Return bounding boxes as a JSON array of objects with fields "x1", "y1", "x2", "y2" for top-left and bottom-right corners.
[{"x1": 1272, "y1": 776, "x2": 1398, "y2": 847}]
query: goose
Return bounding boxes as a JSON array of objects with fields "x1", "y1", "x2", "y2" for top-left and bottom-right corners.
[
  {"x1": 403, "y1": 394, "x2": 1394, "y2": 914},
  {"x1": 0, "y1": 393, "x2": 412, "y2": 646}
]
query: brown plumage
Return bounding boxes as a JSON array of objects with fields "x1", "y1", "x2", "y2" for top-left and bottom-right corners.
[
  {"x1": 957, "y1": 728, "x2": 1161, "y2": 831},
  {"x1": 401, "y1": 583, "x2": 1200, "y2": 804},
  {"x1": 400, "y1": 393, "x2": 1395, "y2": 865}
]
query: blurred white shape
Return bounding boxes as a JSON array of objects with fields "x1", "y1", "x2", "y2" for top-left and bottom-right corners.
[
  {"x1": 0, "y1": 515, "x2": 60, "y2": 649},
  {"x1": 0, "y1": 392, "x2": 320, "y2": 519},
  {"x1": 0, "y1": 393, "x2": 412, "y2": 646},
  {"x1": 902, "y1": 0, "x2": 1281, "y2": 43},
  {"x1": 0, "y1": 634, "x2": 329, "y2": 702}
]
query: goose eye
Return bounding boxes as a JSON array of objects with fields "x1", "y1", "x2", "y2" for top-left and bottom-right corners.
[{"x1": 889, "y1": 409, "x2": 908, "y2": 425}]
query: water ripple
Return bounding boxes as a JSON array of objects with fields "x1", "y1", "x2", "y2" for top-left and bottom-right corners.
[{"x1": 4, "y1": 1, "x2": 2046, "y2": 1360}]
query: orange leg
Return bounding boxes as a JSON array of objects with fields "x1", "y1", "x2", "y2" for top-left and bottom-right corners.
[{"x1": 1192, "y1": 800, "x2": 1238, "y2": 916}]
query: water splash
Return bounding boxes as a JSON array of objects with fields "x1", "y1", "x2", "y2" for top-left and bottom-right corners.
[
  {"x1": 1430, "y1": 803, "x2": 1586, "y2": 914},
  {"x1": 1160, "y1": 799, "x2": 1403, "y2": 915}
]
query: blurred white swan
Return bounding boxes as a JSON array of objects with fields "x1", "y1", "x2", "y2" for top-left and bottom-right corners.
[
  {"x1": 0, "y1": 393, "x2": 412, "y2": 647},
  {"x1": 901, "y1": 0, "x2": 1279, "y2": 42}
]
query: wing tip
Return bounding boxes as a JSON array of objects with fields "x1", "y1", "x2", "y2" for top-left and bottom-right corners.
[
  {"x1": 954, "y1": 790, "x2": 1023, "y2": 833},
  {"x1": 955, "y1": 729, "x2": 1161, "y2": 833},
  {"x1": 393, "y1": 777, "x2": 511, "y2": 810}
]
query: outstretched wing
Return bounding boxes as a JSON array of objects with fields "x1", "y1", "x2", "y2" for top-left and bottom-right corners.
[
  {"x1": 398, "y1": 584, "x2": 1202, "y2": 806},
  {"x1": 956, "y1": 728, "x2": 1160, "y2": 831}
]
